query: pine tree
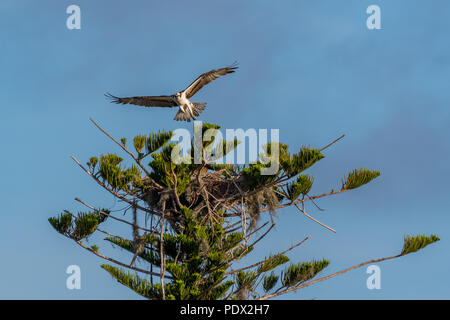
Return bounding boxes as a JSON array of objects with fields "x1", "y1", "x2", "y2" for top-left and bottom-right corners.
[{"x1": 49, "y1": 117, "x2": 439, "y2": 300}]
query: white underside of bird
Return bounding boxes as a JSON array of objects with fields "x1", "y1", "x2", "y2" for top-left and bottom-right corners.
[
  {"x1": 175, "y1": 92, "x2": 194, "y2": 117},
  {"x1": 172, "y1": 91, "x2": 207, "y2": 122}
]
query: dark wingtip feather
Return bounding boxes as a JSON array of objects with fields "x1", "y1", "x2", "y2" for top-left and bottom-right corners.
[
  {"x1": 104, "y1": 92, "x2": 121, "y2": 104},
  {"x1": 227, "y1": 61, "x2": 239, "y2": 72}
]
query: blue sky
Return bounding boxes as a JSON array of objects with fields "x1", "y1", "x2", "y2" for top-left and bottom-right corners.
[{"x1": 0, "y1": 0, "x2": 449, "y2": 299}]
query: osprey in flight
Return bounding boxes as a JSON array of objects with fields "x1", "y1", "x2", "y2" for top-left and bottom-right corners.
[{"x1": 105, "y1": 63, "x2": 238, "y2": 122}]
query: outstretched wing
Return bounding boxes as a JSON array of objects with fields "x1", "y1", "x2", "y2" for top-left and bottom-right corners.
[
  {"x1": 183, "y1": 62, "x2": 238, "y2": 99},
  {"x1": 105, "y1": 93, "x2": 177, "y2": 108}
]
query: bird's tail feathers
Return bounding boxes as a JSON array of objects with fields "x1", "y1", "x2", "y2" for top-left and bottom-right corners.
[
  {"x1": 174, "y1": 109, "x2": 192, "y2": 122},
  {"x1": 174, "y1": 103, "x2": 206, "y2": 122},
  {"x1": 192, "y1": 102, "x2": 207, "y2": 117}
]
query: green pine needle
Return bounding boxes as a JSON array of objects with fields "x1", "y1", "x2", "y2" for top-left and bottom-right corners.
[
  {"x1": 281, "y1": 259, "x2": 329, "y2": 287},
  {"x1": 341, "y1": 168, "x2": 380, "y2": 190},
  {"x1": 73, "y1": 212, "x2": 100, "y2": 240},
  {"x1": 401, "y1": 234, "x2": 440, "y2": 255},
  {"x1": 236, "y1": 271, "x2": 258, "y2": 292},
  {"x1": 133, "y1": 135, "x2": 147, "y2": 154},
  {"x1": 101, "y1": 264, "x2": 160, "y2": 299},
  {"x1": 48, "y1": 212, "x2": 73, "y2": 235},
  {"x1": 88, "y1": 157, "x2": 98, "y2": 170},
  {"x1": 282, "y1": 146, "x2": 324, "y2": 177},
  {"x1": 287, "y1": 174, "x2": 314, "y2": 200},
  {"x1": 258, "y1": 254, "x2": 290, "y2": 273},
  {"x1": 263, "y1": 272, "x2": 279, "y2": 292},
  {"x1": 146, "y1": 130, "x2": 174, "y2": 154}
]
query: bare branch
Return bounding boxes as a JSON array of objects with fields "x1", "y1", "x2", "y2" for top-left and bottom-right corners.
[
  {"x1": 258, "y1": 188, "x2": 348, "y2": 215},
  {"x1": 89, "y1": 117, "x2": 162, "y2": 189},
  {"x1": 70, "y1": 236, "x2": 169, "y2": 278},
  {"x1": 71, "y1": 155, "x2": 165, "y2": 219},
  {"x1": 295, "y1": 203, "x2": 336, "y2": 233},
  {"x1": 320, "y1": 134, "x2": 345, "y2": 152},
  {"x1": 130, "y1": 199, "x2": 142, "y2": 268},
  {"x1": 226, "y1": 235, "x2": 311, "y2": 275},
  {"x1": 75, "y1": 197, "x2": 157, "y2": 234},
  {"x1": 258, "y1": 253, "x2": 402, "y2": 300},
  {"x1": 159, "y1": 200, "x2": 167, "y2": 300}
]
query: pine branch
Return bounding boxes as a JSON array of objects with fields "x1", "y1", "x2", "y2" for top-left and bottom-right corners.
[
  {"x1": 70, "y1": 155, "x2": 166, "y2": 219},
  {"x1": 89, "y1": 117, "x2": 163, "y2": 190},
  {"x1": 75, "y1": 197, "x2": 158, "y2": 234},
  {"x1": 401, "y1": 234, "x2": 440, "y2": 255},
  {"x1": 258, "y1": 234, "x2": 440, "y2": 300},
  {"x1": 69, "y1": 235, "x2": 167, "y2": 278},
  {"x1": 226, "y1": 236, "x2": 311, "y2": 275}
]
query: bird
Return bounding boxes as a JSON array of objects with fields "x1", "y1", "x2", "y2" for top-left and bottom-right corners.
[{"x1": 105, "y1": 63, "x2": 238, "y2": 122}]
